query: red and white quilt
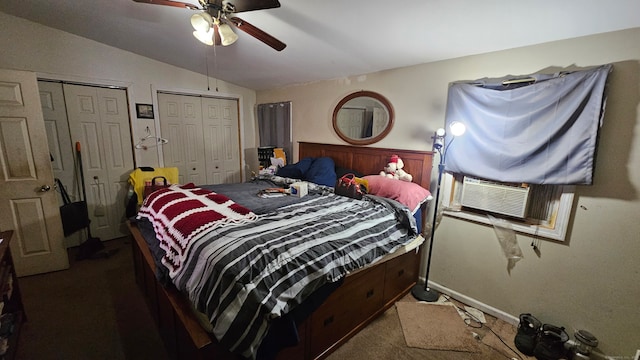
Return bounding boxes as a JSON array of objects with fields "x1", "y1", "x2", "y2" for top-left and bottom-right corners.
[{"x1": 137, "y1": 184, "x2": 257, "y2": 276}]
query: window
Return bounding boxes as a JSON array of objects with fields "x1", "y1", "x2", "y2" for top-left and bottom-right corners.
[
  {"x1": 257, "y1": 102, "x2": 292, "y2": 164},
  {"x1": 441, "y1": 173, "x2": 574, "y2": 241}
]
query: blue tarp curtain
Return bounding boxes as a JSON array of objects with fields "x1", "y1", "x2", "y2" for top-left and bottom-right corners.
[{"x1": 443, "y1": 64, "x2": 612, "y2": 185}]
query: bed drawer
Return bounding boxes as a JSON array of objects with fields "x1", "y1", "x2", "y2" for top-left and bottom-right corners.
[
  {"x1": 309, "y1": 265, "x2": 385, "y2": 358},
  {"x1": 383, "y1": 250, "x2": 419, "y2": 304}
]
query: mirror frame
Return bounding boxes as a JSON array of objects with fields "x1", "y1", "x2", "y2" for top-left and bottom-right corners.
[{"x1": 332, "y1": 90, "x2": 394, "y2": 145}]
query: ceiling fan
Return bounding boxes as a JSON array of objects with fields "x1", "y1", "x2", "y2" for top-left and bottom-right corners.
[{"x1": 133, "y1": 0, "x2": 286, "y2": 51}]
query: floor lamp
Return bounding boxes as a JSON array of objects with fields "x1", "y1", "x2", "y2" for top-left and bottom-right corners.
[{"x1": 411, "y1": 121, "x2": 466, "y2": 302}]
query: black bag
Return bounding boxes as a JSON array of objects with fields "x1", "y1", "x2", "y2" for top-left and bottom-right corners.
[
  {"x1": 143, "y1": 176, "x2": 169, "y2": 199},
  {"x1": 125, "y1": 192, "x2": 138, "y2": 219},
  {"x1": 334, "y1": 173, "x2": 366, "y2": 200},
  {"x1": 56, "y1": 178, "x2": 90, "y2": 236}
]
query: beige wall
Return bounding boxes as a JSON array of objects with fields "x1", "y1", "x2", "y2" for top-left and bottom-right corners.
[
  {"x1": 0, "y1": 12, "x2": 259, "y2": 176},
  {"x1": 257, "y1": 28, "x2": 640, "y2": 356}
]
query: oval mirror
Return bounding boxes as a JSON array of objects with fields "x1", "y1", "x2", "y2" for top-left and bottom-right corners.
[{"x1": 332, "y1": 91, "x2": 394, "y2": 145}]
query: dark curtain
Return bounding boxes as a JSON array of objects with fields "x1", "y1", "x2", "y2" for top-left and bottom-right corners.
[
  {"x1": 444, "y1": 64, "x2": 612, "y2": 185},
  {"x1": 257, "y1": 102, "x2": 292, "y2": 164}
]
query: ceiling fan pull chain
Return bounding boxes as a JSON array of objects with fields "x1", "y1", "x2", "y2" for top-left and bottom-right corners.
[
  {"x1": 205, "y1": 47, "x2": 211, "y2": 91},
  {"x1": 213, "y1": 38, "x2": 219, "y2": 92}
]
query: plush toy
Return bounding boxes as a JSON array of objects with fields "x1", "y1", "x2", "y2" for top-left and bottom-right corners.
[
  {"x1": 259, "y1": 157, "x2": 285, "y2": 175},
  {"x1": 380, "y1": 154, "x2": 413, "y2": 182}
]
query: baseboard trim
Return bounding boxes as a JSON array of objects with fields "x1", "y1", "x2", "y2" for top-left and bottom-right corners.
[{"x1": 427, "y1": 281, "x2": 520, "y2": 326}]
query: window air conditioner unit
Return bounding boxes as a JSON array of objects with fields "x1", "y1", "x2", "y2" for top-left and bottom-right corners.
[{"x1": 460, "y1": 177, "x2": 531, "y2": 218}]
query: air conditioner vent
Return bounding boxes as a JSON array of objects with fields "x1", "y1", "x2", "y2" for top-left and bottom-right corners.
[{"x1": 460, "y1": 177, "x2": 531, "y2": 218}]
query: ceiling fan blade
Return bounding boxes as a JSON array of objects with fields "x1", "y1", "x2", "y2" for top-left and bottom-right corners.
[
  {"x1": 229, "y1": 16, "x2": 286, "y2": 51},
  {"x1": 132, "y1": 0, "x2": 201, "y2": 10},
  {"x1": 226, "y1": 0, "x2": 280, "y2": 13}
]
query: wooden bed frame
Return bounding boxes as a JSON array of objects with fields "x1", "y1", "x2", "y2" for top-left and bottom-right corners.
[{"x1": 128, "y1": 142, "x2": 433, "y2": 360}]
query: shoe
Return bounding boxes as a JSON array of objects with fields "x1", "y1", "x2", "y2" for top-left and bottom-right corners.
[
  {"x1": 514, "y1": 313, "x2": 542, "y2": 355},
  {"x1": 533, "y1": 324, "x2": 569, "y2": 360}
]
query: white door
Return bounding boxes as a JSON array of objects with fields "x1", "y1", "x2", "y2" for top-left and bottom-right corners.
[
  {"x1": 64, "y1": 84, "x2": 133, "y2": 240},
  {"x1": 158, "y1": 93, "x2": 206, "y2": 185},
  {"x1": 338, "y1": 108, "x2": 365, "y2": 139},
  {"x1": 39, "y1": 82, "x2": 74, "y2": 187},
  {"x1": 158, "y1": 93, "x2": 187, "y2": 184},
  {"x1": 372, "y1": 107, "x2": 387, "y2": 137},
  {"x1": 202, "y1": 97, "x2": 241, "y2": 184},
  {"x1": 38, "y1": 81, "x2": 85, "y2": 248},
  {"x1": 0, "y1": 69, "x2": 69, "y2": 276}
]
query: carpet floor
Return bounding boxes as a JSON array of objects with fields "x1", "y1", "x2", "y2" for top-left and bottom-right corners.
[
  {"x1": 13, "y1": 236, "x2": 531, "y2": 360},
  {"x1": 15, "y1": 237, "x2": 169, "y2": 360}
]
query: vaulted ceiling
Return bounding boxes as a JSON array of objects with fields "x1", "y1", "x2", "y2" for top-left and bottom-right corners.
[{"x1": 2, "y1": 0, "x2": 640, "y2": 90}]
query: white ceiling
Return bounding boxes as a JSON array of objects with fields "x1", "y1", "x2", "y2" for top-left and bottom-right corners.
[{"x1": 2, "y1": 0, "x2": 640, "y2": 90}]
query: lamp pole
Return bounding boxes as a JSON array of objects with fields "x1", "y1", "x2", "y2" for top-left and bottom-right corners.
[
  {"x1": 411, "y1": 122, "x2": 465, "y2": 302},
  {"x1": 411, "y1": 149, "x2": 444, "y2": 302}
]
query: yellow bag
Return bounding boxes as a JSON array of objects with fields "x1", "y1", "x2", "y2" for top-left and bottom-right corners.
[{"x1": 128, "y1": 167, "x2": 179, "y2": 205}]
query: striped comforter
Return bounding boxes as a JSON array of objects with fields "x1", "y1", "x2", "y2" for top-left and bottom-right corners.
[{"x1": 144, "y1": 188, "x2": 418, "y2": 359}]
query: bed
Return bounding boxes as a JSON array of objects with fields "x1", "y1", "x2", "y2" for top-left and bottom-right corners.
[{"x1": 128, "y1": 142, "x2": 433, "y2": 360}]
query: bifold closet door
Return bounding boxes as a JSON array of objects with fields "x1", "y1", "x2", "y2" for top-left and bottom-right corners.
[
  {"x1": 201, "y1": 97, "x2": 241, "y2": 184},
  {"x1": 158, "y1": 93, "x2": 206, "y2": 185},
  {"x1": 64, "y1": 83, "x2": 133, "y2": 241},
  {"x1": 158, "y1": 93, "x2": 241, "y2": 186},
  {"x1": 39, "y1": 82, "x2": 75, "y2": 197},
  {"x1": 38, "y1": 81, "x2": 85, "y2": 248},
  {"x1": 337, "y1": 108, "x2": 365, "y2": 139}
]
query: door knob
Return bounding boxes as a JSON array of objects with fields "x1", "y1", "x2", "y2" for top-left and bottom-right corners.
[{"x1": 40, "y1": 185, "x2": 51, "y2": 192}]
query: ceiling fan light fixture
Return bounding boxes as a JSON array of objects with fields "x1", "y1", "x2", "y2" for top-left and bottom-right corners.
[
  {"x1": 138, "y1": 0, "x2": 286, "y2": 51},
  {"x1": 217, "y1": 22, "x2": 238, "y2": 46},
  {"x1": 191, "y1": 12, "x2": 213, "y2": 32},
  {"x1": 193, "y1": 28, "x2": 214, "y2": 46}
]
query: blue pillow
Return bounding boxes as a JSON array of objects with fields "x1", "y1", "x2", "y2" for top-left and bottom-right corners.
[
  {"x1": 276, "y1": 164, "x2": 303, "y2": 179},
  {"x1": 276, "y1": 157, "x2": 315, "y2": 179},
  {"x1": 304, "y1": 157, "x2": 336, "y2": 187},
  {"x1": 295, "y1": 157, "x2": 315, "y2": 174}
]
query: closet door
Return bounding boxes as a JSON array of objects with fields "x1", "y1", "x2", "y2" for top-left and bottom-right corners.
[
  {"x1": 64, "y1": 84, "x2": 133, "y2": 241},
  {"x1": 372, "y1": 107, "x2": 387, "y2": 137},
  {"x1": 38, "y1": 81, "x2": 84, "y2": 247},
  {"x1": 158, "y1": 93, "x2": 206, "y2": 185},
  {"x1": 39, "y1": 82, "x2": 74, "y2": 191},
  {"x1": 202, "y1": 97, "x2": 241, "y2": 184},
  {"x1": 337, "y1": 108, "x2": 365, "y2": 139}
]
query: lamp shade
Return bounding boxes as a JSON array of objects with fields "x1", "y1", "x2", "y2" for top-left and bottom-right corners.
[
  {"x1": 217, "y1": 22, "x2": 238, "y2": 46},
  {"x1": 193, "y1": 28, "x2": 215, "y2": 46},
  {"x1": 449, "y1": 121, "x2": 466, "y2": 137},
  {"x1": 191, "y1": 12, "x2": 213, "y2": 32}
]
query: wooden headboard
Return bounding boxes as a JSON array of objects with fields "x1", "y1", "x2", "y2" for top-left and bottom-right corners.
[{"x1": 298, "y1": 142, "x2": 433, "y2": 191}]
